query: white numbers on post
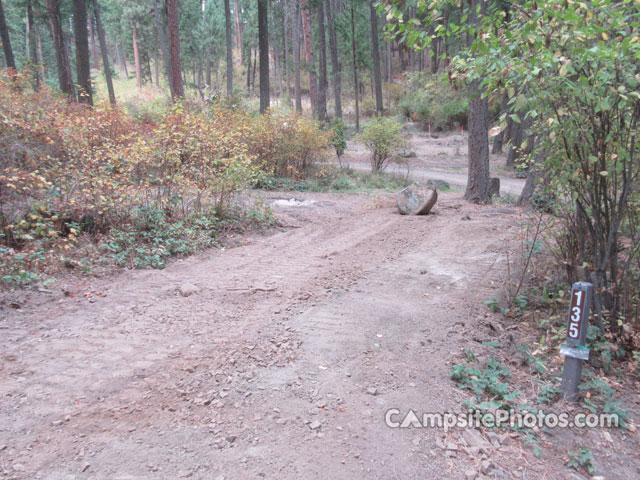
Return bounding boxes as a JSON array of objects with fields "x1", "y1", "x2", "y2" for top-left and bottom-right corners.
[{"x1": 567, "y1": 289, "x2": 584, "y2": 340}]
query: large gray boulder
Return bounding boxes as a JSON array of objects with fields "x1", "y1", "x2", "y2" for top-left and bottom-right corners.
[{"x1": 397, "y1": 183, "x2": 438, "y2": 215}]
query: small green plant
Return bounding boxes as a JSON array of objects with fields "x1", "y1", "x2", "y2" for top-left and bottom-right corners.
[
  {"x1": 358, "y1": 117, "x2": 405, "y2": 172},
  {"x1": 567, "y1": 447, "x2": 595, "y2": 475},
  {"x1": 485, "y1": 296, "x2": 500, "y2": 312},
  {"x1": 450, "y1": 358, "x2": 521, "y2": 410},
  {"x1": 579, "y1": 373, "x2": 629, "y2": 427}
]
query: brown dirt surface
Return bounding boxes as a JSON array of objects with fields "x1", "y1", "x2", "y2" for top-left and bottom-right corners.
[{"x1": 1, "y1": 154, "x2": 638, "y2": 478}]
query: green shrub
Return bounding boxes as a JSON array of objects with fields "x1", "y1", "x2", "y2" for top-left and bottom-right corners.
[
  {"x1": 329, "y1": 118, "x2": 347, "y2": 164},
  {"x1": 358, "y1": 117, "x2": 405, "y2": 172}
]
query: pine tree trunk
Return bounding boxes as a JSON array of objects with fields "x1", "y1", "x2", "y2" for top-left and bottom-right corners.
[
  {"x1": 464, "y1": 0, "x2": 490, "y2": 204},
  {"x1": 246, "y1": 47, "x2": 251, "y2": 91},
  {"x1": 326, "y1": 0, "x2": 341, "y2": 118},
  {"x1": 465, "y1": 81, "x2": 490, "y2": 203},
  {"x1": 36, "y1": 26, "x2": 46, "y2": 82},
  {"x1": 506, "y1": 117, "x2": 522, "y2": 168},
  {"x1": 153, "y1": 0, "x2": 172, "y2": 97},
  {"x1": 283, "y1": 0, "x2": 291, "y2": 101},
  {"x1": 167, "y1": 0, "x2": 184, "y2": 99},
  {"x1": 252, "y1": 48, "x2": 257, "y2": 90},
  {"x1": 350, "y1": 0, "x2": 359, "y2": 130},
  {"x1": 0, "y1": 0, "x2": 15, "y2": 71},
  {"x1": 258, "y1": 0, "x2": 270, "y2": 113},
  {"x1": 316, "y1": 0, "x2": 327, "y2": 122},
  {"x1": 92, "y1": 0, "x2": 115, "y2": 105},
  {"x1": 89, "y1": 13, "x2": 99, "y2": 70},
  {"x1": 293, "y1": 0, "x2": 302, "y2": 112},
  {"x1": 46, "y1": 0, "x2": 75, "y2": 99},
  {"x1": 300, "y1": 0, "x2": 316, "y2": 116},
  {"x1": 132, "y1": 24, "x2": 142, "y2": 90},
  {"x1": 73, "y1": 0, "x2": 93, "y2": 104},
  {"x1": 27, "y1": 0, "x2": 40, "y2": 89},
  {"x1": 234, "y1": 0, "x2": 242, "y2": 53},
  {"x1": 224, "y1": 0, "x2": 233, "y2": 96},
  {"x1": 269, "y1": 11, "x2": 282, "y2": 100},
  {"x1": 369, "y1": 0, "x2": 383, "y2": 115}
]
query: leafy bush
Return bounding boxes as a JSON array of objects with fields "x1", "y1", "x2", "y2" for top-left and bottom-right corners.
[
  {"x1": 329, "y1": 118, "x2": 347, "y2": 164},
  {"x1": 0, "y1": 73, "x2": 266, "y2": 286},
  {"x1": 358, "y1": 117, "x2": 405, "y2": 172},
  {"x1": 397, "y1": 73, "x2": 469, "y2": 128},
  {"x1": 360, "y1": 96, "x2": 377, "y2": 117},
  {"x1": 247, "y1": 109, "x2": 329, "y2": 178}
]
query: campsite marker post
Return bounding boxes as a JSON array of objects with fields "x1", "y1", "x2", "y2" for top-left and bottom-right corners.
[{"x1": 560, "y1": 282, "x2": 593, "y2": 402}]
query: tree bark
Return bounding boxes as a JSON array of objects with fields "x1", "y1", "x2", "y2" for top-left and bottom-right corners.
[
  {"x1": 506, "y1": 117, "x2": 522, "y2": 168},
  {"x1": 224, "y1": 0, "x2": 233, "y2": 96},
  {"x1": 234, "y1": 0, "x2": 242, "y2": 53},
  {"x1": 326, "y1": 0, "x2": 341, "y2": 118},
  {"x1": 293, "y1": 0, "x2": 302, "y2": 112},
  {"x1": 46, "y1": 0, "x2": 75, "y2": 99},
  {"x1": 167, "y1": 0, "x2": 184, "y2": 99},
  {"x1": 153, "y1": 0, "x2": 172, "y2": 97},
  {"x1": 27, "y1": 0, "x2": 40, "y2": 89},
  {"x1": 316, "y1": 0, "x2": 327, "y2": 122},
  {"x1": 369, "y1": 0, "x2": 383, "y2": 115},
  {"x1": 258, "y1": 0, "x2": 270, "y2": 113},
  {"x1": 92, "y1": 0, "x2": 115, "y2": 105},
  {"x1": 246, "y1": 46, "x2": 251, "y2": 91},
  {"x1": 73, "y1": 0, "x2": 93, "y2": 104},
  {"x1": 36, "y1": 26, "x2": 46, "y2": 82},
  {"x1": 132, "y1": 24, "x2": 142, "y2": 90},
  {"x1": 88, "y1": 12, "x2": 99, "y2": 70},
  {"x1": 465, "y1": 82, "x2": 490, "y2": 203},
  {"x1": 350, "y1": 0, "x2": 359, "y2": 130},
  {"x1": 464, "y1": 0, "x2": 490, "y2": 204},
  {"x1": 300, "y1": 0, "x2": 316, "y2": 116},
  {"x1": 0, "y1": 0, "x2": 15, "y2": 71},
  {"x1": 283, "y1": 0, "x2": 290, "y2": 101},
  {"x1": 270, "y1": 11, "x2": 282, "y2": 100}
]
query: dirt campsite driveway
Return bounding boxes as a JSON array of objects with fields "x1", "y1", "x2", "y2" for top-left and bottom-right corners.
[
  {"x1": 1, "y1": 189, "x2": 574, "y2": 480},
  {"x1": 1, "y1": 131, "x2": 637, "y2": 480}
]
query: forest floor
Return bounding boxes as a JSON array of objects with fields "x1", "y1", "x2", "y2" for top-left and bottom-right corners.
[{"x1": 1, "y1": 132, "x2": 638, "y2": 480}]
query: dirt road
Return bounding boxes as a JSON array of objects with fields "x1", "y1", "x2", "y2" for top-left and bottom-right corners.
[
  {"x1": 342, "y1": 130, "x2": 526, "y2": 196},
  {"x1": 2, "y1": 190, "x2": 575, "y2": 479}
]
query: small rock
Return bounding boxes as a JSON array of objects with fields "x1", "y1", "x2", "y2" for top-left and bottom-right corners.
[
  {"x1": 397, "y1": 183, "x2": 438, "y2": 215},
  {"x1": 464, "y1": 470, "x2": 478, "y2": 480},
  {"x1": 366, "y1": 387, "x2": 378, "y2": 396},
  {"x1": 178, "y1": 283, "x2": 200, "y2": 297},
  {"x1": 13, "y1": 464, "x2": 26, "y2": 472},
  {"x1": 82, "y1": 463, "x2": 91, "y2": 473},
  {"x1": 226, "y1": 435, "x2": 237, "y2": 444},
  {"x1": 461, "y1": 214, "x2": 472, "y2": 221},
  {"x1": 52, "y1": 420, "x2": 64, "y2": 427},
  {"x1": 445, "y1": 441, "x2": 458, "y2": 451},
  {"x1": 462, "y1": 429, "x2": 491, "y2": 453},
  {"x1": 308, "y1": 420, "x2": 322, "y2": 430},
  {"x1": 480, "y1": 460, "x2": 494, "y2": 475},
  {"x1": 178, "y1": 470, "x2": 193, "y2": 478},
  {"x1": 486, "y1": 431, "x2": 501, "y2": 447}
]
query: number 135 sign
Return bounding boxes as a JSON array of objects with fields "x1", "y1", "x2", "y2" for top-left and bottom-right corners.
[{"x1": 566, "y1": 282, "x2": 593, "y2": 346}]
